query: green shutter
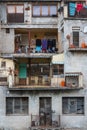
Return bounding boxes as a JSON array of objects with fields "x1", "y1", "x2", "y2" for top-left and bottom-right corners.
[{"x1": 19, "y1": 63, "x2": 27, "y2": 78}]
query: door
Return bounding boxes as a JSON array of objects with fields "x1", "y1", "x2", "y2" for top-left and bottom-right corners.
[
  {"x1": 39, "y1": 97, "x2": 52, "y2": 126},
  {"x1": 19, "y1": 63, "x2": 27, "y2": 85}
]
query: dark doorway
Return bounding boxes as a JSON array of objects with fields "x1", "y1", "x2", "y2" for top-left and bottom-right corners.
[{"x1": 39, "y1": 97, "x2": 52, "y2": 126}]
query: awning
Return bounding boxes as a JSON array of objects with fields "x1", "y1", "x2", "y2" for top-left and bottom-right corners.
[
  {"x1": 65, "y1": 72, "x2": 82, "y2": 76},
  {"x1": 52, "y1": 53, "x2": 64, "y2": 64}
]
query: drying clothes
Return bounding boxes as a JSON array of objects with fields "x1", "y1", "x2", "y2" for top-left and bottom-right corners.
[
  {"x1": 69, "y1": 2, "x2": 76, "y2": 16},
  {"x1": 52, "y1": 39, "x2": 56, "y2": 52},
  {"x1": 47, "y1": 39, "x2": 53, "y2": 49},
  {"x1": 84, "y1": 6, "x2": 87, "y2": 8},
  {"x1": 41, "y1": 39, "x2": 47, "y2": 50},
  {"x1": 76, "y1": 3, "x2": 83, "y2": 13},
  {"x1": 36, "y1": 39, "x2": 41, "y2": 46},
  {"x1": 47, "y1": 39, "x2": 54, "y2": 53},
  {"x1": 36, "y1": 46, "x2": 41, "y2": 52}
]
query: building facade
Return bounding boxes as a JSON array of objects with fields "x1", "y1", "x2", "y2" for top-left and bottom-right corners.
[{"x1": 0, "y1": 0, "x2": 87, "y2": 130}]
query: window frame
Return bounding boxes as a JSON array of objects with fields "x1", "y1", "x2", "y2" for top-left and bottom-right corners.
[
  {"x1": 7, "y1": 4, "x2": 24, "y2": 23},
  {"x1": 6, "y1": 97, "x2": 29, "y2": 115},
  {"x1": 73, "y1": 31, "x2": 79, "y2": 47},
  {"x1": 1, "y1": 61, "x2": 6, "y2": 68},
  {"x1": 52, "y1": 64, "x2": 64, "y2": 76},
  {"x1": 62, "y1": 97, "x2": 84, "y2": 115},
  {"x1": 32, "y1": 4, "x2": 57, "y2": 17}
]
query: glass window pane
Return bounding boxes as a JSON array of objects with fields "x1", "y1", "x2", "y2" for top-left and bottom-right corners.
[
  {"x1": 33, "y1": 6, "x2": 40, "y2": 16},
  {"x1": 6, "y1": 98, "x2": 13, "y2": 114},
  {"x1": 77, "y1": 98, "x2": 84, "y2": 114},
  {"x1": 50, "y1": 6, "x2": 57, "y2": 16},
  {"x1": 14, "y1": 98, "x2": 21, "y2": 114},
  {"x1": 69, "y1": 98, "x2": 77, "y2": 113},
  {"x1": 8, "y1": 6, "x2": 15, "y2": 13},
  {"x1": 16, "y1": 6, "x2": 23, "y2": 13},
  {"x1": 22, "y1": 98, "x2": 28, "y2": 114},
  {"x1": 62, "y1": 98, "x2": 69, "y2": 114},
  {"x1": 42, "y1": 6, "x2": 48, "y2": 16}
]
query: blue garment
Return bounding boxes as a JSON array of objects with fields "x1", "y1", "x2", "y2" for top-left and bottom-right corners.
[
  {"x1": 41, "y1": 39, "x2": 47, "y2": 50},
  {"x1": 84, "y1": 6, "x2": 87, "y2": 8},
  {"x1": 36, "y1": 46, "x2": 41, "y2": 52},
  {"x1": 69, "y1": 2, "x2": 76, "y2": 16}
]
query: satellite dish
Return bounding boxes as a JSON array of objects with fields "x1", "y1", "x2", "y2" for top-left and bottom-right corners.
[{"x1": 83, "y1": 26, "x2": 87, "y2": 33}]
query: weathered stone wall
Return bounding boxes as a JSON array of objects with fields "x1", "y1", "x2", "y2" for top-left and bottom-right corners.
[
  {"x1": 0, "y1": 29, "x2": 14, "y2": 53},
  {"x1": 64, "y1": 20, "x2": 87, "y2": 87},
  {"x1": 0, "y1": 86, "x2": 87, "y2": 130}
]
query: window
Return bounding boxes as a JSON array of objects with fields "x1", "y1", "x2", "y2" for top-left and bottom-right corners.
[
  {"x1": 33, "y1": 5, "x2": 57, "y2": 17},
  {"x1": 0, "y1": 77, "x2": 7, "y2": 82},
  {"x1": 62, "y1": 97, "x2": 84, "y2": 115},
  {"x1": 7, "y1": 5, "x2": 24, "y2": 23},
  {"x1": 1, "y1": 61, "x2": 6, "y2": 68},
  {"x1": 6, "y1": 97, "x2": 28, "y2": 115},
  {"x1": 33, "y1": 6, "x2": 40, "y2": 16},
  {"x1": 6, "y1": 28, "x2": 10, "y2": 33},
  {"x1": 53, "y1": 64, "x2": 64, "y2": 75},
  {"x1": 73, "y1": 31, "x2": 79, "y2": 47},
  {"x1": 42, "y1": 5, "x2": 48, "y2": 16}
]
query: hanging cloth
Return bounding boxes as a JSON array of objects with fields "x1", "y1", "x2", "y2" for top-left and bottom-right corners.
[
  {"x1": 76, "y1": 3, "x2": 83, "y2": 13},
  {"x1": 69, "y1": 2, "x2": 76, "y2": 16},
  {"x1": 41, "y1": 39, "x2": 47, "y2": 50}
]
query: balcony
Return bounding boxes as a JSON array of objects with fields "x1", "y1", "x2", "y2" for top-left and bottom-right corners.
[
  {"x1": 68, "y1": 43, "x2": 87, "y2": 52},
  {"x1": 13, "y1": 29, "x2": 58, "y2": 57},
  {"x1": 65, "y1": 72, "x2": 83, "y2": 88},
  {"x1": 31, "y1": 114, "x2": 60, "y2": 129},
  {"x1": 15, "y1": 76, "x2": 51, "y2": 87}
]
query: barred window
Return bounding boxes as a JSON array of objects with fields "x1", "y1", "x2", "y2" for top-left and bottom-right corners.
[
  {"x1": 52, "y1": 64, "x2": 64, "y2": 75},
  {"x1": 6, "y1": 97, "x2": 28, "y2": 115},
  {"x1": 62, "y1": 97, "x2": 84, "y2": 115}
]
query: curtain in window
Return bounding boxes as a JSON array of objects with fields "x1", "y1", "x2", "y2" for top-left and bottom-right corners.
[
  {"x1": 8, "y1": 6, "x2": 15, "y2": 13},
  {"x1": 16, "y1": 6, "x2": 24, "y2": 13},
  {"x1": 33, "y1": 6, "x2": 40, "y2": 16},
  {"x1": 42, "y1": 6, "x2": 48, "y2": 16},
  {"x1": 50, "y1": 6, "x2": 57, "y2": 16}
]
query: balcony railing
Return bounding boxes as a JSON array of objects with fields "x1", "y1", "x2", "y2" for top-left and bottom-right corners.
[
  {"x1": 15, "y1": 46, "x2": 58, "y2": 54},
  {"x1": 68, "y1": 43, "x2": 87, "y2": 52},
  {"x1": 31, "y1": 114, "x2": 60, "y2": 128}
]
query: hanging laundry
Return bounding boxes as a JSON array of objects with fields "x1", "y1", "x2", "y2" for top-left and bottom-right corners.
[
  {"x1": 52, "y1": 39, "x2": 56, "y2": 53},
  {"x1": 76, "y1": 3, "x2": 83, "y2": 13},
  {"x1": 36, "y1": 39, "x2": 42, "y2": 52},
  {"x1": 41, "y1": 38, "x2": 47, "y2": 52},
  {"x1": 69, "y1": 2, "x2": 76, "y2": 16},
  {"x1": 47, "y1": 39, "x2": 53, "y2": 53}
]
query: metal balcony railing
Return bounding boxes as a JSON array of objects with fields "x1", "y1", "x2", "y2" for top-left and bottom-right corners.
[{"x1": 31, "y1": 114, "x2": 60, "y2": 128}]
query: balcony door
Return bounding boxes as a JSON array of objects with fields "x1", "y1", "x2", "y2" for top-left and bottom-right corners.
[
  {"x1": 19, "y1": 63, "x2": 27, "y2": 85},
  {"x1": 39, "y1": 97, "x2": 52, "y2": 126}
]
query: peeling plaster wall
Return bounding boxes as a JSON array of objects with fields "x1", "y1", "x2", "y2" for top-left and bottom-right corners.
[
  {"x1": 64, "y1": 20, "x2": 87, "y2": 87},
  {"x1": 0, "y1": 87, "x2": 87, "y2": 129},
  {"x1": 0, "y1": 28, "x2": 14, "y2": 53}
]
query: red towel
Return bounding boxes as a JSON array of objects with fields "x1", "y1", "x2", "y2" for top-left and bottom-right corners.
[{"x1": 76, "y1": 4, "x2": 83, "y2": 12}]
